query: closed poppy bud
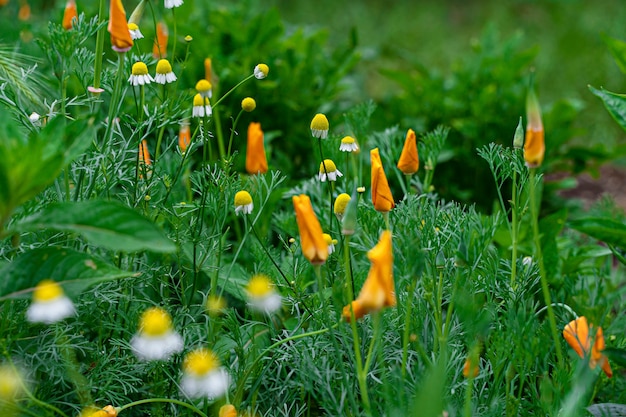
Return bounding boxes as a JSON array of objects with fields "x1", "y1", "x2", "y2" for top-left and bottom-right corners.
[
  {"x1": 18, "y1": 1, "x2": 30, "y2": 21},
  {"x1": 178, "y1": 122, "x2": 191, "y2": 153},
  {"x1": 108, "y1": 0, "x2": 133, "y2": 52},
  {"x1": 152, "y1": 21, "x2": 168, "y2": 59},
  {"x1": 139, "y1": 140, "x2": 151, "y2": 166},
  {"x1": 397, "y1": 128, "x2": 419, "y2": 175},
  {"x1": 246, "y1": 122, "x2": 268, "y2": 175},
  {"x1": 62, "y1": 0, "x2": 77, "y2": 30},
  {"x1": 292, "y1": 194, "x2": 328, "y2": 265},
  {"x1": 463, "y1": 357, "x2": 479, "y2": 378},
  {"x1": 370, "y1": 148, "x2": 395, "y2": 212},
  {"x1": 343, "y1": 230, "x2": 395, "y2": 321},
  {"x1": 524, "y1": 84, "x2": 545, "y2": 168}
]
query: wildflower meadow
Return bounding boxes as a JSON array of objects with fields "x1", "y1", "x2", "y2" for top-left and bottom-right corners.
[{"x1": 1, "y1": 1, "x2": 626, "y2": 416}]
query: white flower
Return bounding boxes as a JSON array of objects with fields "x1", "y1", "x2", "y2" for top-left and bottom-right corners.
[
  {"x1": 234, "y1": 191, "x2": 253, "y2": 215},
  {"x1": 130, "y1": 307, "x2": 183, "y2": 361},
  {"x1": 246, "y1": 274, "x2": 282, "y2": 314},
  {"x1": 254, "y1": 63, "x2": 269, "y2": 79},
  {"x1": 339, "y1": 136, "x2": 359, "y2": 152},
  {"x1": 180, "y1": 349, "x2": 230, "y2": 399},
  {"x1": 192, "y1": 94, "x2": 212, "y2": 118},
  {"x1": 128, "y1": 62, "x2": 154, "y2": 86},
  {"x1": 128, "y1": 23, "x2": 143, "y2": 40},
  {"x1": 26, "y1": 280, "x2": 75, "y2": 324},
  {"x1": 29, "y1": 112, "x2": 41, "y2": 126},
  {"x1": 323, "y1": 233, "x2": 337, "y2": 255},
  {"x1": 154, "y1": 59, "x2": 177, "y2": 84},
  {"x1": 164, "y1": 0, "x2": 183, "y2": 8},
  {"x1": 318, "y1": 159, "x2": 343, "y2": 182}
]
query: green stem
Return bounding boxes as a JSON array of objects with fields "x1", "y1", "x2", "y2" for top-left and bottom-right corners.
[
  {"x1": 171, "y1": 7, "x2": 178, "y2": 61},
  {"x1": 343, "y1": 235, "x2": 355, "y2": 301},
  {"x1": 529, "y1": 168, "x2": 564, "y2": 366},
  {"x1": 92, "y1": 0, "x2": 106, "y2": 91},
  {"x1": 117, "y1": 398, "x2": 208, "y2": 417},
  {"x1": 211, "y1": 74, "x2": 255, "y2": 110},
  {"x1": 401, "y1": 282, "x2": 414, "y2": 378},
  {"x1": 510, "y1": 169, "x2": 519, "y2": 290},
  {"x1": 226, "y1": 109, "x2": 244, "y2": 163}
]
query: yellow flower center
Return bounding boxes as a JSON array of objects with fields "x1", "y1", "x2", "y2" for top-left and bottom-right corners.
[
  {"x1": 193, "y1": 93, "x2": 209, "y2": 107},
  {"x1": 247, "y1": 274, "x2": 273, "y2": 297},
  {"x1": 195, "y1": 79, "x2": 212, "y2": 93},
  {"x1": 156, "y1": 59, "x2": 172, "y2": 75},
  {"x1": 185, "y1": 35, "x2": 193, "y2": 42},
  {"x1": 323, "y1": 233, "x2": 333, "y2": 245},
  {"x1": 183, "y1": 349, "x2": 219, "y2": 376},
  {"x1": 341, "y1": 136, "x2": 355, "y2": 144},
  {"x1": 319, "y1": 159, "x2": 337, "y2": 173},
  {"x1": 0, "y1": 366, "x2": 22, "y2": 400},
  {"x1": 127, "y1": 23, "x2": 139, "y2": 31},
  {"x1": 256, "y1": 63, "x2": 269, "y2": 76},
  {"x1": 206, "y1": 295, "x2": 227, "y2": 316},
  {"x1": 131, "y1": 62, "x2": 149, "y2": 76},
  {"x1": 334, "y1": 193, "x2": 351, "y2": 215},
  {"x1": 241, "y1": 97, "x2": 256, "y2": 112},
  {"x1": 234, "y1": 190, "x2": 252, "y2": 207},
  {"x1": 139, "y1": 307, "x2": 173, "y2": 336},
  {"x1": 33, "y1": 279, "x2": 63, "y2": 302},
  {"x1": 310, "y1": 113, "x2": 329, "y2": 131}
]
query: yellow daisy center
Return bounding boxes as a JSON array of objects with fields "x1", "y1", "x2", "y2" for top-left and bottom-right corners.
[
  {"x1": 184, "y1": 349, "x2": 219, "y2": 376},
  {"x1": 139, "y1": 307, "x2": 173, "y2": 336},
  {"x1": 33, "y1": 279, "x2": 64, "y2": 302},
  {"x1": 127, "y1": 23, "x2": 139, "y2": 31},
  {"x1": 341, "y1": 136, "x2": 355, "y2": 144},
  {"x1": 319, "y1": 159, "x2": 337, "y2": 173},
  {"x1": 234, "y1": 191, "x2": 252, "y2": 206},
  {"x1": 131, "y1": 62, "x2": 149, "y2": 76},
  {"x1": 334, "y1": 193, "x2": 351, "y2": 215},
  {"x1": 156, "y1": 59, "x2": 172, "y2": 75},
  {"x1": 195, "y1": 79, "x2": 212, "y2": 93},
  {"x1": 206, "y1": 295, "x2": 227, "y2": 316},
  {"x1": 193, "y1": 93, "x2": 209, "y2": 107},
  {"x1": 310, "y1": 113, "x2": 329, "y2": 131},
  {"x1": 247, "y1": 274, "x2": 273, "y2": 297},
  {"x1": 323, "y1": 233, "x2": 333, "y2": 245},
  {"x1": 256, "y1": 63, "x2": 269, "y2": 76},
  {"x1": 241, "y1": 97, "x2": 256, "y2": 112}
]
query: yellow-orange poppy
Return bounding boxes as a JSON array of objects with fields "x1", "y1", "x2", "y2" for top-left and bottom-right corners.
[
  {"x1": 292, "y1": 194, "x2": 328, "y2": 265},
  {"x1": 370, "y1": 148, "x2": 395, "y2": 212},
  {"x1": 245, "y1": 122, "x2": 268, "y2": 175},
  {"x1": 397, "y1": 128, "x2": 419, "y2": 175},
  {"x1": 343, "y1": 230, "x2": 395, "y2": 321},
  {"x1": 108, "y1": 0, "x2": 133, "y2": 52},
  {"x1": 524, "y1": 86, "x2": 545, "y2": 168},
  {"x1": 139, "y1": 140, "x2": 151, "y2": 166},
  {"x1": 152, "y1": 21, "x2": 168, "y2": 59},
  {"x1": 62, "y1": 0, "x2": 77, "y2": 30},
  {"x1": 178, "y1": 123, "x2": 191, "y2": 153},
  {"x1": 563, "y1": 316, "x2": 612, "y2": 378}
]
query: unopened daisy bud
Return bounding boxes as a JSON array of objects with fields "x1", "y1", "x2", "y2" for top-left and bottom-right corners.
[
  {"x1": 513, "y1": 116, "x2": 524, "y2": 149},
  {"x1": 246, "y1": 274, "x2": 282, "y2": 314},
  {"x1": 206, "y1": 295, "x2": 227, "y2": 316},
  {"x1": 128, "y1": 61, "x2": 154, "y2": 86},
  {"x1": 154, "y1": 59, "x2": 177, "y2": 84},
  {"x1": 318, "y1": 159, "x2": 342, "y2": 182},
  {"x1": 241, "y1": 97, "x2": 256, "y2": 112},
  {"x1": 130, "y1": 307, "x2": 183, "y2": 361},
  {"x1": 178, "y1": 121, "x2": 191, "y2": 153},
  {"x1": 254, "y1": 63, "x2": 269, "y2": 79},
  {"x1": 234, "y1": 190, "x2": 253, "y2": 215},
  {"x1": 323, "y1": 233, "x2": 337, "y2": 255},
  {"x1": 340, "y1": 135, "x2": 359, "y2": 152},
  {"x1": 195, "y1": 79, "x2": 212, "y2": 99},
  {"x1": 219, "y1": 404, "x2": 237, "y2": 417},
  {"x1": 357, "y1": 186, "x2": 366, "y2": 194},
  {"x1": 164, "y1": 0, "x2": 183, "y2": 9},
  {"x1": 26, "y1": 279, "x2": 75, "y2": 324},
  {"x1": 310, "y1": 113, "x2": 329, "y2": 139},
  {"x1": 192, "y1": 94, "x2": 212, "y2": 118},
  {"x1": 185, "y1": 35, "x2": 193, "y2": 42},
  {"x1": 181, "y1": 348, "x2": 230, "y2": 399},
  {"x1": 334, "y1": 193, "x2": 351, "y2": 219},
  {"x1": 127, "y1": 23, "x2": 143, "y2": 40}
]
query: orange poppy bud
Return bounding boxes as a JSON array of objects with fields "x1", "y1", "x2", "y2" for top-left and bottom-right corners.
[
  {"x1": 343, "y1": 230, "x2": 395, "y2": 322},
  {"x1": 108, "y1": 0, "x2": 133, "y2": 52},
  {"x1": 292, "y1": 194, "x2": 328, "y2": 265},
  {"x1": 0, "y1": 0, "x2": 9, "y2": 7},
  {"x1": 370, "y1": 148, "x2": 395, "y2": 212},
  {"x1": 178, "y1": 122, "x2": 191, "y2": 153},
  {"x1": 563, "y1": 316, "x2": 612, "y2": 378},
  {"x1": 18, "y1": 2, "x2": 30, "y2": 21},
  {"x1": 62, "y1": 0, "x2": 78, "y2": 30},
  {"x1": 204, "y1": 57, "x2": 216, "y2": 85},
  {"x1": 523, "y1": 85, "x2": 545, "y2": 168},
  {"x1": 463, "y1": 358, "x2": 479, "y2": 378},
  {"x1": 139, "y1": 140, "x2": 151, "y2": 166},
  {"x1": 245, "y1": 122, "x2": 268, "y2": 175},
  {"x1": 397, "y1": 128, "x2": 419, "y2": 175},
  {"x1": 152, "y1": 21, "x2": 168, "y2": 59}
]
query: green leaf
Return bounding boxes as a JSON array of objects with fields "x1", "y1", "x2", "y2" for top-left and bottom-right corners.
[
  {"x1": 589, "y1": 85, "x2": 626, "y2": 133},
  {"x1": 602, "y1": 34, "x2": 626, "y2": 75},
  {"x1": 0, "y1": 246, "x2": 137, "y2": 300},
  {"x1": 604, "y1": 347, "x2": 626, "y2": 368},
  {"x1": 569, "y1": 217, "x2": 626, "y2": 249},
  {"x1": 13, "y1": 200, "x2": 176, "y2": 253}
]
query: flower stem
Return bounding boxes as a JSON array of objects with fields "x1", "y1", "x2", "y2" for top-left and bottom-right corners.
[
  {"x1": 226, "y1": 109, "x2": 244, "y2": 163},
  {"x1": 92, "y1": 0, "x2": 106, "y2": 91},
  {"x1": 401, "y1": 282, "x2": 415, "y2": 378},
  {"x1": 117, "y1": 398, "x2": 208, "y2": 417},
  {"x1": 510, "y1": 168, "x2": 519, "y2": 290},
  {"x1": 528, "y1": 167, "x2": 564, "y2": 366}
]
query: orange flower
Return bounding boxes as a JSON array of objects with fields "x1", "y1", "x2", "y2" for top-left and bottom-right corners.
[
  {"x1": 108, "y1": 0, "x2": 133, "y2": 52},
  {"x1": 62, "y1": 0, "x2": 77, "y2": 30},
  {"x1": 139, "y1": 140, "x2": 151, "y2": 166},
  {"x1": 152, "y1": 21, "x2": 168, "y2": 59},
  {"x1": 178, "y1": 122, "x2": 191, "y2": 153},
  {"x1": 204, "y1": 58, "x2": 217, "y2": 86},
  {"x1": 370, "y1": 148, "x2": 395, "y2": 212},
  {"x1": 219, "y1": 404, "x2": 237, "y2": 417},
  {"x1": 343, "y1": 230, "x2": 395, "y2": 321},
  {"x1": 397, "y1": 128, "x2": 419, "y2": 175},
  {"x1": 0, "y1": 0, "x2": 9, "y2": 7},
  {"x1": 245, "y1": 122, "x2": 268, "y2": 175},
  {"x1": 292, "y1": 195, "x2": 328, "y2": 265},
  {"x1": 462, "y1": 358, "x2": 479, "y2": 378},
  {"x1": 18, "y1": 1, "x2": 30, "y2": 20},
  {"x1": 523, "y1": 85, "x2": 545, "y2": 168},
  {"x1": 563, "y1": 316, "x2": 612, "y2": 378}
]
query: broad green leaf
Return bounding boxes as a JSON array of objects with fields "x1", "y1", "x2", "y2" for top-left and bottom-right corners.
[
  {"x1": 589, "y1": 85, "x2": 626, "y2": 133},
  {"x1": 602, "y1": 34, "x2": 626, "y2": 75},
  {"x1": 13, "y1": 200, "x2": 176, "y2": 253},
  {"x1": 569, "y1": 217, "x2": 626, "y2": 249},
  {"x1": 0, "y1": 246, "x2": 137, "y2": 300}
]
